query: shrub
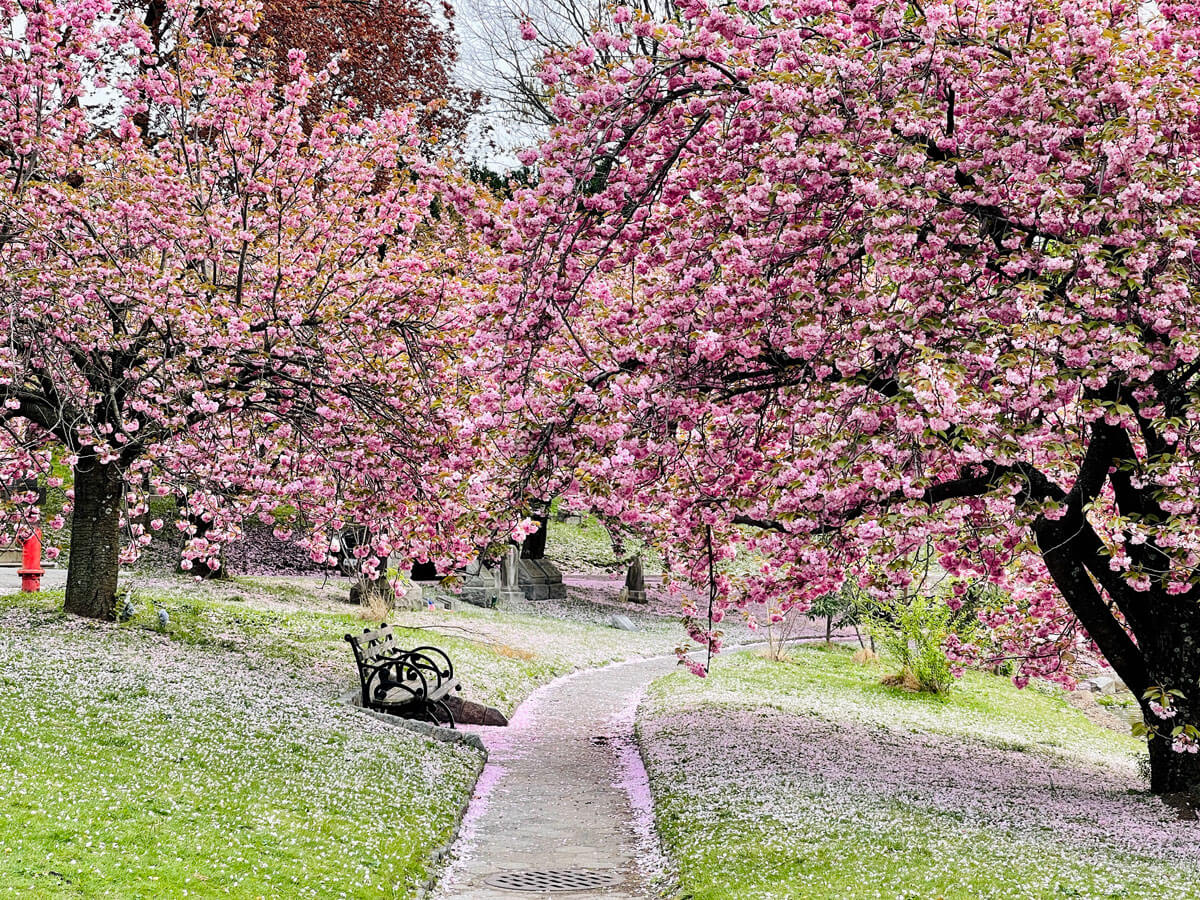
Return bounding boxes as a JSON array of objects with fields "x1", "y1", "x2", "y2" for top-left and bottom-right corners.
[{"x1": 869, "y1": 592, "x2": 955, "y2": 695}]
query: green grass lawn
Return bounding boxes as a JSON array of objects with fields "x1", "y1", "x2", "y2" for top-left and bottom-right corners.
[
  {"x1": 0, "y1": 581, "x2": 677, "y2": 898},
  {"x1": 122, "y1": 573, "x2": 684, "y2": 715},
  {"x1": 639, "y1": 646, "x2": 1200, "y2": 900}
]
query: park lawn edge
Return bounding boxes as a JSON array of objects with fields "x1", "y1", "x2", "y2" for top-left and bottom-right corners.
[{"x1": 634, "y1": 644, "x2": 1200, "y2": 900}]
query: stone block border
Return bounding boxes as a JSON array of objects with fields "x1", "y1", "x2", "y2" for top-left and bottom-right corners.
[{"x1": 338, "y1": 688, "x2": 488, "y2": 754}]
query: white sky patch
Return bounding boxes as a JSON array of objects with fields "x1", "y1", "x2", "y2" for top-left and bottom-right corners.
[{"x1": 456, "y1": 0, "x2": 546, "y2": 169}]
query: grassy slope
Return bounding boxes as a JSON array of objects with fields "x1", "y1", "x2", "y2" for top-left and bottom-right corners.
[
  {"x1": 640, "y1": 646, "x2": 1200, "y2": 900},
  {"x1": 544, "y1": 510, "x2": 665, "y2": 575},
  {"x1": 0, "y1": 583, "x2": 675, "y2": 899},
  {"x1": 0, "y1": 594, "x2": 481, "y2": 899},
  {"x1": 182, "y1": 574, "x2": 682, "y2": 714}
]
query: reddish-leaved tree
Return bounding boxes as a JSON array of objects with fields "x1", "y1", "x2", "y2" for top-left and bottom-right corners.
[{"x1": 252, "y1": 0, "x2": 479, "y2": 137}]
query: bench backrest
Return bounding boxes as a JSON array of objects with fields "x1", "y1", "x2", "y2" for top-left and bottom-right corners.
[
  {"x1": 345, "y1": 624, "x2": 402, "y2": 706},
  {"x1": 345, "y1": 623, "x2": 397, "y2": 669}
]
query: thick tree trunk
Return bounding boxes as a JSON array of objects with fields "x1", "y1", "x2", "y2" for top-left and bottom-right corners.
[
  {"x1": 350, "y1": 574, "x2": 392, "y2": 610},
  {"x1": 1034, "y1": 511, "x2": 1200, "y2": 798},
  {"x1": 64, "y1": 462, "x2": 123, "y2": 620},
  {"x1": 181, "y1": 512, "x2": 226, "y2": 579},
  {"x1": 1140, "y1": 613, "x2": 1200, "y2": 799},
  {"x1": 1146, "y1": 719, "x2": 1200, "y2": 797}
]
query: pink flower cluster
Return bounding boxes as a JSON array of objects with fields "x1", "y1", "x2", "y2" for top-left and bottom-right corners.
[{"x1": 475, "y1": 0, "x2": 1200, "y2": 772}]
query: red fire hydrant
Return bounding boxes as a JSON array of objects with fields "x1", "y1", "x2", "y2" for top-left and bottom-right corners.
[{"x1": 19, "y1": 528, "x2": 44, "y2": 592}]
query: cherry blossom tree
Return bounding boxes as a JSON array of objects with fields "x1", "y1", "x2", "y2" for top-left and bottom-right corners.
[
  {"x1": 0, "y1": 0, "x2": 510, "y2": 619},
  {"x1": 496, "y1": 0, "x2": 1200, "y2": 796}
]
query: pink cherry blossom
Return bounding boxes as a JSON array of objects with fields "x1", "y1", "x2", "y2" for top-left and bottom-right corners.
[
  {"x1": 0, "y1": 0, "x2": 520, "y2": 618},
  {"x1": 483, "y1": 0, "x2": 1200, "y2": 794}
]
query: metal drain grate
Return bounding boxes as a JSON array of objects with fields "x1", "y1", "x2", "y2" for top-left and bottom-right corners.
[{"x1": 484, "y1": 869, "x2": 622, "y2": 893}]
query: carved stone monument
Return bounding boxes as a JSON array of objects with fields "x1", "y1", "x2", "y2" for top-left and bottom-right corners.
[
  {"x1": 518, "y1": 516, "x2": 566, "y2": 600},
  {"x1": 498, "y1": 545, "x2": 527, "y2": 605},
  {"x1": 517, "y1": 558, "x2": 566, "y2": 600},
  {"x1": 459, "y1": 511, "x2": 567, "y2": 606},
  {"x1": 618, "y1": 554, "x2": 647, "y2": 604},
  {"x1": 460, "y1": 557, "x2": 500, "y2": 607}
]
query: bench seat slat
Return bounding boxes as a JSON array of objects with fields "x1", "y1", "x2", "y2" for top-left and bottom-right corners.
[{"x1": 379, "y1": 678, "x2": 460, "y2": 706}]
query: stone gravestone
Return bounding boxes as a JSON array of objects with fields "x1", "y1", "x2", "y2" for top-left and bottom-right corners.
[
  {"x1": 618, "y1": 554, "x2": 647, "y2": 604},
  {"x1": 460, "y1": 557, "x2": 500, "y2": 607},
  {"x1": 1082, "y1": 676, "x2": 1117, "y2": 695},
  {"x1": 518, "y1": 558, "x2": 567, "y2": 600},
  {"x1": 517, "y1": 516, "x2": 567, "y2": 601},
  {"x1": 609, "y1": 614, "x2": 638, "y2": 631},
  {"x1": 497, "y1": 545, "x2": 526, "y2": 605},
  {"x1": 459, "y1": 512, "x2": 568, "y2": 606}
]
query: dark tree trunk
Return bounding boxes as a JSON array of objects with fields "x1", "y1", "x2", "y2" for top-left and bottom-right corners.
[
  {"x1": 64, "y1": 462, "x2": 123, "y2": 620},
  {"x1": 1038, "y1": 504, "x2": 1200, "y2": 799},
  {"x1": 520, "y1": 514, "x2": 549, "y2": 560},
  {"x1": 410, "y1": 560, "x2": 439, "y2": 581},
  {"x1": 1140, "y1": 609, "x2": 1200, "y2": 799},
  {"x1": 350, "y1": 574, "x2": 392, "y2": 609},
  {"x1": 1147, "y1": 727, "x2": 1200, "y2": 797},
  {"x1": 336, "y1": 525, "x2": 391, "y2": 608},
  {"x1": 608, "y1": 524, "x2": 626, "y2": 561}
]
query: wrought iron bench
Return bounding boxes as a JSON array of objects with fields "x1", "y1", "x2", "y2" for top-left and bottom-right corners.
[{"x1": 345, "y1": 624, "x2": 461, "y2": 728}]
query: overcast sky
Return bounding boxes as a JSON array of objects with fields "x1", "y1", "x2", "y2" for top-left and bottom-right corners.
[{"x1": 454, "y1": 0, "x2": 548, "y2": 170}]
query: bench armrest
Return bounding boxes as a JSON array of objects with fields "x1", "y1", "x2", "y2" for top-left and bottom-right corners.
[
  {"x1": 347, "y1": 640, "x2": 457, "y2": 712},
  {"x1": 364, "y1": 656, "x2": 430, "y2": 702},
  {"x1": 365, "y1": 650, "x2": 449, "y2": 692},
  {"x1": 408, "y1": 645, "x2": 454, "y2": 682}
]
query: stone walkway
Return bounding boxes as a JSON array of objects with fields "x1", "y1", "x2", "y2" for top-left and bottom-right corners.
[{"x1": 431, "y1": 655, "x2": 682, "y2": 900}]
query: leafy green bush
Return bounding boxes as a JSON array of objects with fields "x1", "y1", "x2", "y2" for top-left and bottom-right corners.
[
  {"x1": 869, "y1": 592, "x2": 955, "y2": 694},
  {"x1": 805, "y1": 583, "x2": 867, "y2": 643}
]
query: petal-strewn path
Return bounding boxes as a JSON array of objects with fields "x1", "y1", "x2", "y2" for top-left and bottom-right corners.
[{"x1": 431, "y1": 655, "x2": 680, "y2": 900}]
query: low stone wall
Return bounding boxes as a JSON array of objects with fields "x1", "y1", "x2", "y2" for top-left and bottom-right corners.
[{"x1": 338, "y1": 689, "x2": 487, "y2": 753}]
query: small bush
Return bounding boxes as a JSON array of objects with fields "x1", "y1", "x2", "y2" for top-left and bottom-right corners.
[
  {"x1": 870, "y1": 592, "x2": 954, "y2": 695},
  {"x1": 805, "y1": 583, "x2": 867, "y2": 644},
  {"x1": 763, "y1": 606, "x2": 808, "y2": 661}
]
